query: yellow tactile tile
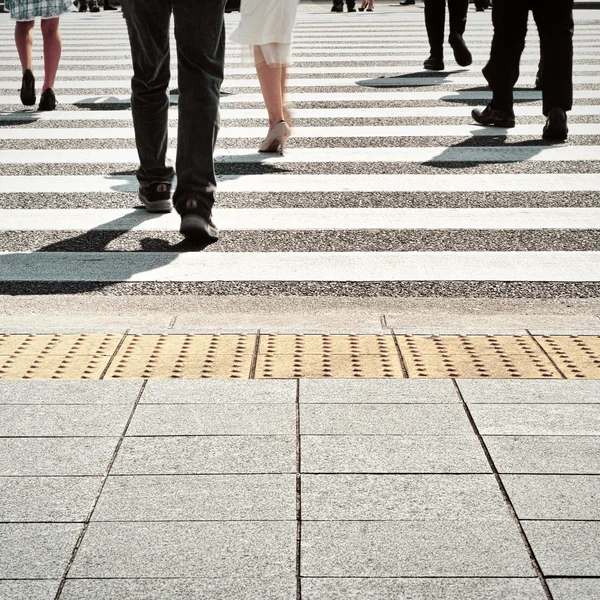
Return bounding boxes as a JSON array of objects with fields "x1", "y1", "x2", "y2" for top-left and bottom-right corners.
[
  {"x1": 258, "y1": 334, "x2": 398, "y2": 357},
  {"x1": 535, "y1": 335, "x2": 600, "y2": 379},
  {"x1": 255, "y1": 352, "x2": 403, "y2": 379},
  {"x1": 0, "y1": 354, "x2": 110, "y2": 380},
  {"x1": 396, "y1": 335, "x2": 561, "y2": 379},
  {"x1": 104, "y1": 334, "x2": 255, "y2": 380},
  {"x1": 0, "y1": 334, "x2": 120, "y2": 357}
]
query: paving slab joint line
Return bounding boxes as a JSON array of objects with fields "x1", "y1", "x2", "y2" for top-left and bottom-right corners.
[
  {"x1": 249, "y1": 330, "x2": 261, "y2": 379},
  {"x1": 98, "y1": 329, "x2": 129, "y2": 380},
  {"x1": 53, "y1": 380, "x2": 147, "y2": 600},
  {"x1": 168, "y1": 315, "x2": 177, "y2": 330},
  {"x1": 451, "y1": 379, "x2": 555, "y2": 600},
  {"x1": 391, "y1": 329, "x2": 410, "y2": 379},
  {"x1": 526, "y1": 329, "x2": 568, "y2": 380},
  {"x1": 295, "y1": 378, "x2": 302, "y2": 600}
]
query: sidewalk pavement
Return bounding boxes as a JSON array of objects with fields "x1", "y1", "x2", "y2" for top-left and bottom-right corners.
[{"x1": 1, "y1": 377, "x2": 599, "y2": 599}]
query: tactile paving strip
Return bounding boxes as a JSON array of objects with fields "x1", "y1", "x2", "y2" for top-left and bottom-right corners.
[
  {"x1": 534, "y1": 335, "x2": 600, "y2": 379},
  {"x1": 0, "y1": 334, "x2": 119, "y2": 380},
  {"x1": 395, "y1": 335, "x2": 562, "y2": 379},
  {"x1": 255, "y1": 334, "x2": 403, "y2": 378},
  {"x1": 0, "y1": 334, "x2": 598, "y2": 380},
  {"x1": 104, "y1": 334, "x2": 256, "y2": 380}
]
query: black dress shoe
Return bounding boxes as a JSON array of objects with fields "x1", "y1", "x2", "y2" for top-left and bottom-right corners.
[
  {"x1": 331, "y1": 5, "x2": 343, "y2": 11},
  {"x1": 20, "y1": 69, "x2": 36, "y2": 106},
  {"x1": 38, "y1": 88, "x2": 56, "y2": 111},
  {"x1": 178, "y1": 199, "x2": 219, "y2": 244},
  {"x1": 472, "y1": 103, "x2": 516, "y2": 128},
  {"x1": 423, "y1": 55, "x2": 444, "y2": 71},
  {"x1": 399, "y1": 0, "x2": 415, "y2": 4},
  {"x1": 543, "y1": 107, "x2": 568, "y2": 141},
  {"x1": 448, "y1": 31, "x2": 472, "y2": 67}
]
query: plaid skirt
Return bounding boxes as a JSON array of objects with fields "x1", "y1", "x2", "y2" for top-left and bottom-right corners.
[{"x1": 5, "y1": 0, "x2": 72, "y2": 20}]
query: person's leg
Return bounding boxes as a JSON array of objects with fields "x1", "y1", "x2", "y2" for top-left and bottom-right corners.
[
  {"x1": 424, "y1": 0, "x2": 445, "y2": 59},
  {"x1": 40, "y1": 18, "x2": 61, "y2": 92},
  {"x1": 122, "y1": 0, "x2": 173, "y2": 202},
  {"x1": 481, "y1": 0, "x2": 528, "y2": 111},
  {"x1": 447, "y1": 0, "x2": 471, "y2": 66},
  {"x1": 536, "y1": 0, "x2": 573, "y2": 116},
  {"x1": 171, "y1": 0, "x2": 226, "y2": 225},
  {"x1": 14, "y1": 20, "x2": 34, "y2": 73},
  {"x1": 255, "y1": 46, "x2": 285, "y2": 129}
]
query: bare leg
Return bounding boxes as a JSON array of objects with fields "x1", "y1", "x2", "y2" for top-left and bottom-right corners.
[
  {"x1": 14, "y1": 20, "x2": 34, "y2": 73},
  {"x1": 40, "y1": 17, "x2": 61, "y2": 91},
  {"x1": 254, "y1": 45, "x2": 285, "y2": 128}
]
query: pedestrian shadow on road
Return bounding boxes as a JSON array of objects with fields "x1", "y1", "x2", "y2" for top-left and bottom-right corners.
[
  {"x1": 0, "y1": 110, "x2": 43, "y2": 126},
  {"x1": 356, "y1": 70, "x2": 465, "y2": 88},
  {"x1": 0, "y1": 209, "x2": 214, "y2": 296},
  {"x1": 423, "y1": 136, "x2": 560, "y2": 169}
]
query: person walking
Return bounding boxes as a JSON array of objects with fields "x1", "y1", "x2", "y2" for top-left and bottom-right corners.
[
  {"x1": 472, "y1": 0, "x2": 573, "y2": 140},
  {"x1": 230, "y1": 0, "x2": 299, "y2": 155},
  {"x1": 121, "y1": 0, "x2": 226, "y2": 243},
  {"x1": 423, "y1": 0, "x2": 472, "y2": 71},
  {"x1": 6, "y1": 0, "x2": 70, "y2": 110}
]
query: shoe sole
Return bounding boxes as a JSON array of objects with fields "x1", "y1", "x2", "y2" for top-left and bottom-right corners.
[
  {"x1": 542, "y1": 128, "x2": 568, "y2": 141},
  {"x1": 139, "y1": 192, "x2": 173, "y2": 213},
  {"x1": 180, "y1": 214, "x2": 219, "y2": 244},
  {"x1": 474, "y1": 118, "x2": 516, "y2": 128}
]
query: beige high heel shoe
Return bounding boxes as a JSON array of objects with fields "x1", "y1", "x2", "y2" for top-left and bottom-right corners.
[{"x1": 259, "y1": 120, "x2": 291, "y2": 155}]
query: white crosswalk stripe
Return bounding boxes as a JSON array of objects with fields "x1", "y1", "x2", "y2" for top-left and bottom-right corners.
[{"x1": 0, "y1": 8, "x2": 598, "y2": 297}]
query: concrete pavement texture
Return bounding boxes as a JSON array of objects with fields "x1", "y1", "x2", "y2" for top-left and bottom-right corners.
[{"x1": 1, "y1": 379, "x2": 599, "y2": 599}]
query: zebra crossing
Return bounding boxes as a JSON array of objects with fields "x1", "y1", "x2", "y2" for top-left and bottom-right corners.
[{"x1": 0, "y1": 7, "x2": 599, "y2": 297}]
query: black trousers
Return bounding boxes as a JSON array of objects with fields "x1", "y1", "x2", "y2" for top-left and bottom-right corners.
[
  {"x1": 333, "y1": 0, "x2": 355, "y2": 8},
  {"x1": 424, "y1": 0, "x2": 469, "y2": 58},
  {"x1": 482, "y1": 0, "x2": 573, "y2": 115}
]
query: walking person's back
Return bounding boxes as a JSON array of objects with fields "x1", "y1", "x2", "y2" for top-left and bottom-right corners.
[{"x1": 121, "y1": 0, "x2": 227, "y2": 243}]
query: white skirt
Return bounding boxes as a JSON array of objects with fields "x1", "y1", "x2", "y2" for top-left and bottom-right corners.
[{"x1": 230, "y1": 0, "x2": 299, "y2": 66}]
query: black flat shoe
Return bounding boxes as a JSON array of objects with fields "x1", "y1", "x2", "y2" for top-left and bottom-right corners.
[
  {"x1": 543, "y1": 107, "x2": 568, "y2": 141},
  {"x1": 423, "y1": 55, "x2": 444, "y2": 71},
  {"x1": 448, "y1": 31, "x2": 472, "y2": 67},
  {"x1": 20, "y1": 69, "x2": 36, "y2": 106},
  {"x1": 38, "y1": 88, "x2": 56, "y2": 111},
  {"x1": 472, "y1": 102, "x2": 516, "y2": 128}
]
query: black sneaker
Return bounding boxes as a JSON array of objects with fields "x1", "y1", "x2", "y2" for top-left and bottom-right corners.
[
  {"x1": 20, "y1": 69, "x2": 36, "y2": 106},
  {"x1": 38, "y1": 88, "x2": 56, "y2": 111},
  {"x1": 542, "y1": 107, "x2": 568, "y2": 141},
  {"x1": 179, "y1": 199, "x2": 219, "y2": 244},
  {"x1": 78, "y1": 1, "x2": 87, "y2": 11},
  {"x1": 139, "y1": 183, "x2": 173, "y2": 213},
  {"x1": 448, "y1": 31, "x2": 472, "y2": 67},
  {"x1": 399, "y1": 0, "x2": 415, "y2": 4},
  {"x1": 472, "y1": 102, "x2": 516, "y2": 128},
  {"x1": 423, "y1": 55, "x2": 444, "y2": 71},
  {"x1": 90, "y1": 0, "x2": 100, "y2": 12}
]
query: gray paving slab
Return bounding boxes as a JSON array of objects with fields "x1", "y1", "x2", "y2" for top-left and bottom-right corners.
[
  {"x1": 485, "y1": 435, "x2": 600, "y2": 474},
  {"x1": 93, "y1": 474, "x2": 296, "y2": 521},
  {"x1": 0, "y1": 380, "x2": 142, "y2": 405},
  {"x1": 0, "y1": 580, "x2": 60, "y2": 600},
  {"x1": 301, "y1": 577, "x2": 547, "y2": 600},
  {"x1": 141, "y1": 379, "x2": 296, "y2": 404},
  {"x1": 548, "y1": 578, "x2": 600, "y2": 600},
  {"x1": 469, "y1": 404, "x2": 600, "y2": 436},
  {"x1": 502, "y1": 475, "x2": 600, "y2": 520},
  {"x1": 127, "y1": 404, "x2": 296, "y2": 436},
  {"x1": 0, "y1": 476, "x2": 100, "y2": 522},
  {"x1": 301, "y1": 434, "x2": 490, "y2": 473},
  {"x1": 522, "y1": 521, "x2": 600, "y2": 576},
  {"x1": 70, "y1": 521, "x2": 296, "y2": 578},
  {"x1": 112, "y1": 436, "x2": 296, "y2": 474},
  {"x1": 458, "y1": 379, "x2": 600, "y2": 404},
  {"x1": 0, "y1": 437, "x2": 118, "y2": 476},
  {"x1": 0, "y1": 523, "x2": 81, "y2": 578},
  {"x1": 300, "y1": 404, "x2": 472, "y2": 435},
  {"x1": 299, "y1": 379, "x2": 458, "y2": 403},
  {"x1": 301, "y1": 520, "x2": 534, "y2": 577},
  {"x1": 0, "y1": 405, "x2": 132, "y2": 437},
  {"x1": 302, "y1": 474, "x2": 510, "y2": 521},
  {"x1": 60, "y1": 578, "x2": 296, "y2": 600}
]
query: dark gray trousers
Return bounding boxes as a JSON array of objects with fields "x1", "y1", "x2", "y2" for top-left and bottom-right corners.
[{"x1": 122, "y1": 0, "x2": 226, "y2": 217}]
